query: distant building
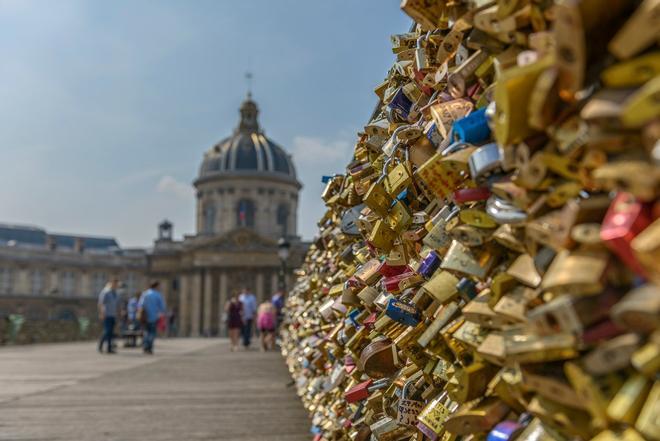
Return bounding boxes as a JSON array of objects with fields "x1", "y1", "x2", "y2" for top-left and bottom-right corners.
[
  {"x1": 0, "y1": 223, "x2": 147, "y2": 320},
  {"x1": 0, "y1": 94, "x2": 308, "y2": 335},
  {"x1": 149, "y1": 94, "x2": 307, "y2": 337}
]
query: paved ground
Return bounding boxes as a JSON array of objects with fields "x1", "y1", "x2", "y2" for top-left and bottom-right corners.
[{"x1": 0, "y1": 339, "x2": 310, "y2": 440}]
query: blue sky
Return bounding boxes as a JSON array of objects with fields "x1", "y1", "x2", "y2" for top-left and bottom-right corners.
[{"x1": 0, "y1": 1, "x2": 410, "y2": 247}]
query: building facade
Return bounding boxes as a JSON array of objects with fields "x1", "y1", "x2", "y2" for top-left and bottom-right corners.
[
  {"x1": 148, "y1": 94, "x2": 307, "y2": 336},
  {"x1": 0, "y1": 223, "x2": 147, "y2": 321},
  {"x1": 0, "y1": 94, "x2": 306, "y2": 337}
]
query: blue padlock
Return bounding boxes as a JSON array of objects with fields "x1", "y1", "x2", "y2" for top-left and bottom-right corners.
[
  {"x1": 387, "y1": 88, "x2": 413, "y2": 120},
  {"x1": 385, "y1": 298, "x2": 421, "y2": 327},
  {"x1": 487, "y1": 421, "x2": 522, "y2": 441},
  {"x1": 418, "y1": 250, "x2": 441, "y2": 279},
  {"x1": 426, "y1": 122, "x2": 443, "y2": 147},
  {"x1": 453, "y1": 107, "x2": 491, "y2": 144},
  {"x1": 347, "y1": 308, "x2": 361, "y2": 329},
  {"x1": 395, "y1": 188, "x2": 413, "y2": 206},
  {"x1": 456, "y1": 277, "x2": 478, "y2": 301},
  {"x1": 321, "y1": 174, "x2": 338, "y2": 183}
]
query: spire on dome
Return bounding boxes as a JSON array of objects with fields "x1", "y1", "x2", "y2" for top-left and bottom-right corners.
[
  {"x1": 237, "y1": 72, "x2": 259, "y2": 133},
  {"x1": 245, "y1": 71, "x2": 253, "y2": 97}
]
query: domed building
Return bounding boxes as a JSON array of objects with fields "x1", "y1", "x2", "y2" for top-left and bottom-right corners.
[
  {"x1": 148, "y1": 95, "x2": 308, "y2": 337},
  {"x1": 195, "y1": 95, "x2": 300, "y2": 239}
]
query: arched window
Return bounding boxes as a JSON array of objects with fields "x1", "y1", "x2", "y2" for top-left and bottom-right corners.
[
  {"x1": 237, "y1": 199, "x2": 255, "y2": 228},
  {"x1": 31, "y1": 269, "x2": 44, "y2": 296},
  {"x1": 91, "y1": 272, "x2": 107, "y2": 296},
  {"x1": 0, "y1": 267, "x2": 12, "y2": 294},
  {"x1": 203, "y1": 203, "x2": 216, "y2": 234},
  {"x1": 59, "y1": 271, "x2": 77, "y2": 297},
  {"x1": 277, "y1": 204, "x2": 289, "y2": 236}
]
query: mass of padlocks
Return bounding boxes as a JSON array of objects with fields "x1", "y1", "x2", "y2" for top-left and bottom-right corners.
[{"x1": 281, "y1": 1, "x2": 659, "y2": 440}]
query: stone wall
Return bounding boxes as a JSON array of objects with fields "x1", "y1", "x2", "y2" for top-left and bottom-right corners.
[
  {"x1": 0, "y1": 316, "x2": 102, "y2": 345},
  {"x1": 0, "y1": 296, "x2": 102, "y2": 345},
  {"x1": 0, "y1": 295, "x2": 98, "y2": 320}
]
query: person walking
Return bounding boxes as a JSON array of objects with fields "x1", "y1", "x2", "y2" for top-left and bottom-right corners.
[
  {"x1": 125, "y1": 292, "x2": 140, "y2": 347},
  {"x1": 168, "y1": 308, "x2": 177, "y2": 337},
  {"x1": 256, "y1": 300, "x2": 277, "y2": 351},
  {"x1": 97, "y1": 279, "x2": 120, "y2": 354},
  {"x1": 238, "y1": 287, "x2": 257, "y2": 349},
  {"x1": 138, "y1": 281, "x2": 166, "y2": 355},
  {"x1": 225, "y1": 294, "x2": 243, "y2": 351},
  {"x1": 271, "y1": 289, "x2": 285, "y2": 329}
]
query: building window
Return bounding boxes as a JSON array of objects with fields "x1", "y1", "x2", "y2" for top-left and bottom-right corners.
[
  {"x1": 31, "y1": 270, "x2": 44, "y2": 296},
  {"x1": 203, "y1": 203, "x2": 216, "y2": 234},
  {"x1": 0, "y1": 267, "x2": 12, "y2": 294},
  {"x1": 125, "y1": 272, "x2": 139, "y2": 295},
  {"x1": 237, "y1": 199, "x2": 256, "y2": 228},
  {"x1": 277, "y1": 204, "x2": 289, "y2": 236},
  {"x1": 92, "y1": 272, "x2": 107, "y2": 296},
  {"x1": 59, "y1": 271, "x2": 77, "y2": 297}
]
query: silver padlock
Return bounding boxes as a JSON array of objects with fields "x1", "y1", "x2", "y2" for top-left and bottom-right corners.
[
  {"x1": 382, "y1": 125, "x2": 407, "y2": 156},
  {"x1": 415, "y1": 32, "x2": 431, "y2": 72},
  {"x1": 468, "y1": 142, "x2": 503, "y2": 183},
  {"x1": 397, "y1": 375, "x2": 425, "y2": 426},
  {"x1": 340, "y1": 203, "x2": 365, "y2": 236},
  {"x1": 486, "y1": 195, "x2": 528, "y2": 224}
]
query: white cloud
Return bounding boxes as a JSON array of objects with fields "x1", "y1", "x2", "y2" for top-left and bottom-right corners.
[
  {"x1": 156, "y1": 175, "x2": 193, "y2": 200},
  {"x1": 114, "y1": 169, "x2": 163, "y2": 188},
  {"x1": 291, "y1": 135, "x2": 353, "y2": 166}
]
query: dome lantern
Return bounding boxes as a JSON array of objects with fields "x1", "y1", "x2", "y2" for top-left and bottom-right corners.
[{"x1": 237, "y1": 94, "x2": 260, "y2": 134}]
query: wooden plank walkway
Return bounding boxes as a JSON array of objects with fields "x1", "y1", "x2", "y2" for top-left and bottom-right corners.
[{"x1": 0, "y1": 339, "x2": 310, "y2": 440}]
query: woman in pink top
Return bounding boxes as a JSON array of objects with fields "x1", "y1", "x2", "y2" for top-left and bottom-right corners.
[{"x1": 256, "y1": 301, "x2": 276, "y2": 351}]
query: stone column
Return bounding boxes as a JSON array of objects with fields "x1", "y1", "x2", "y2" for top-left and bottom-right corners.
[
  {"x1": 219, "y1": 271, "x2": 228, "y2": 337},
  {"x1": 160, "y1": 278, "x2": 170, "y2": 307},
  {"x1": 179, "y1": 274, "x2": 190, "y2": 336},
  {"x1": 190, "y1": 271, "x2": 202, "y2": 337},
  {"x1": 271, "y1": 271, "x2": 279, "y2": 295},
  {"x1": 79, "y1": 271, "x2": 92, "y2": 298},
  {"x1": 47, "y1": 269, "x2": 58, "y2": 296},
  {"x1": 203, "y1": 270, "x2": 213, "y2": 336},
  {"x1": 256, "y1": 272, "x2": 264, "y2": 303},
  {"x1": 290, "y1": 197, "x2": 297, "y2": 237}
]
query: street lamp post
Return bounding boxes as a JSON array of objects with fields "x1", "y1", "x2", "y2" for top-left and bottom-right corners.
[{"x1": 277, "y1": 237, "x2": 290, "y2": 294}]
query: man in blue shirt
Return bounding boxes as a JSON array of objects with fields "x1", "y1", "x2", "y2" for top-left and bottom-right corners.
[
  {"x1": 97, "y1": 279, "x2": 119, "y2": 354},
  {"x1": 138, "y1": 281, "x2": 166, "y2": 355},
  {"x1": 238, "y1": 287, "x2": 257, "y2": 348}
]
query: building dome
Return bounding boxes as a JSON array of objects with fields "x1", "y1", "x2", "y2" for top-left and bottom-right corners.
[
  {"x1": 197, "y1": 95, "x2": 298, "y2": 185},
  {"x1": 193, "y1": 94, "x2": 301, "y2": 240}
]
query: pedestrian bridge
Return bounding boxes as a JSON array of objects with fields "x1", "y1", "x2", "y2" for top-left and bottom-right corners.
[{"x1": 0, "y1": 339, "x2": 310, "y2": 440}]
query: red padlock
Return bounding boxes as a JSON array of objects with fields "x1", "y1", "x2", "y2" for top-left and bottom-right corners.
[
  {"x1": 581, "y1": 319, "x2": 625, "y2": 346},
  {"x1": 600, "y1": 192, "x2": 651, "y2": 276},
  {"x1": 346, "y1": 276, "x2": 364, "y2": 289},
  {"x1": 453, "y1": 187, "x2": 491, "y2": 203},
  {"x1": 382, "y1": 270, "x2": 416, "y2": 293},
  {"x1": 344, "y1": 379, "x2": 373, "y2": 403},
  {"x1": 362, "y1": 312, "x2": 378, "y2": 329},
  {"x1": 378, "y1": 262, "x2": 410, "y2": 278}
]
